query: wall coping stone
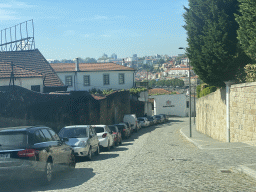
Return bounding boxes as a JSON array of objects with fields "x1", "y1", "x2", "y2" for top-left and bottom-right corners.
[{"x1": 231, "y1": 82, "x2": 256, "y2": 89}]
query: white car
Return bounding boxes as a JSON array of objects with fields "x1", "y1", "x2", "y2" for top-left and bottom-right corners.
[
  {"x1": 137, "y1": 117, "x2": 150, "y2": 127},
  {"x1": 92, "y1": 125, "x2": 115, "y2": 151}
]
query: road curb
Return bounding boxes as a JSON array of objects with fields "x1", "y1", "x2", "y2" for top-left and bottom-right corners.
[
  {"x1": 179, "y1": 127, "x2": 202, "y2": 149},
  {"x1": 236, "y1": 165, "x2": 256, "y2": 180},
  {"x1": 180, "y1": 128, "x2": 256, "y2": 181}
]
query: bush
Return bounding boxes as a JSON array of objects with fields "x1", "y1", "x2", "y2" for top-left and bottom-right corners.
[{"x1": 199, "y1": 86, "x2": 217, "y2": 98}]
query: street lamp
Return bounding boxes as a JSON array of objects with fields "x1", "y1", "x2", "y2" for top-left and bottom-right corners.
[{"x1": 179, "y1": 47, "x2": 192, "y2": 137}]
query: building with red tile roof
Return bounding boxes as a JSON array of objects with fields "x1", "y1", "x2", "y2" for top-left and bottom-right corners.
[
  {"x1": 50, "y1": 62, "x2": 136, "y2": 91},
  {"x1": 0, "y1": 49, "x2": 66, "y2": 92},
  {"x1": 0, "y1": 62, "x2": 44, "y2": 92}
]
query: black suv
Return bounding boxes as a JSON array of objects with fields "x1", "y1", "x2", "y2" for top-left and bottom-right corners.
[{"x1": 0, "y1": 126, "x2": 76, "y2": 183}]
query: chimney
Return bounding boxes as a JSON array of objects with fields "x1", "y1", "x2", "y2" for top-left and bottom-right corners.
[{"x1": 75, "y1": 58, "x2": 79, "y2": 71}]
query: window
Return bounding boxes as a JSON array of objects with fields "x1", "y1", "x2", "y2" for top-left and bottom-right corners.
[
  {"x1": 40, "y1": 129, "x2": 54, "y2": 141},
  {"x1": 31, "y1": 85, "x2": 40, "y2": 92},
  {"x1": 48, "y1": 129, "x2": 60, "y2": 141},
  {"x1": 34, "y1": 130, "x2": 46, "y2": 143},
  {"x1": 65, "y1": 76, "x2": 72, "y2": 86},
  {"x1": 103, "y1": 74, "x2": 109, "y2": 85},
  {"x1": 84, "y1": 75, "x2": 90, "y2": 86},
  {"x1": 119, "y1": 73, "x2": 125, "y2": 84}
]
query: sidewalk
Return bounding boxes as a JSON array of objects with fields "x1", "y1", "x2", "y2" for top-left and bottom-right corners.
[{"x1": 180, "y1": 123, "x2": 256, "y2": 180}]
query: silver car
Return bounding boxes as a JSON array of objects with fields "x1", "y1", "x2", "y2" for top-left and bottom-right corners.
[{"x1": 58, "y1": 125, "x2": 100, "y2": 160}]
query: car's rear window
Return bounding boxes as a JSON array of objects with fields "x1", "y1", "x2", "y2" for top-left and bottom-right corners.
[
  {"x1": 94, "y1": 127, "x2": 105, "y2": 133},
  {"x1": 0, "y1": 131, "x2": 28, "y2": 150},
  {"x1": 109, "y1": 126, "x2": 117, "y2": 132},
  {"x1": 58, "y1": 128, "x2": 88, "y2": 138},
  {"x1": 138, "y1": 118, "x2": 144, "y2": 121}
]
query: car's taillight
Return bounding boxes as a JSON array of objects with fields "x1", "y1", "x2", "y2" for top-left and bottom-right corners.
[
  {"x1": 102, "y1": 133, "x2": 107, "y2": 138},
  {"x1": 18, "y1": 149, "x2": 38, "y2": 157}
]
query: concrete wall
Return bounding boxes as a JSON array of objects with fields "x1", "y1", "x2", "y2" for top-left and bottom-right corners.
[{"x1": 196, "y1": 82, "x2": 256, "y2": 143}]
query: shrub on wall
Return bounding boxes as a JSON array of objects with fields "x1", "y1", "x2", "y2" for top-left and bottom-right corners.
[{"x1": 199, "y1": 86, "x2": 217, "y2": 98}]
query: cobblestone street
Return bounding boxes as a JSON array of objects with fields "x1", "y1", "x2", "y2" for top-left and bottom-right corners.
[{"x1": 2, "y1": 117, "x2": 256, "y2": 192}]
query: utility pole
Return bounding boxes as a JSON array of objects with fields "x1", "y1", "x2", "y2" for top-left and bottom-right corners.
[{"x1": 179, "y1": 47, "x2": 192, "y2": 137}]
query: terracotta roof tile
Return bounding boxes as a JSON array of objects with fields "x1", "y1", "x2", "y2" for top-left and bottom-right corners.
[
  {"x1": 50, "y1": 62, "x2": 135, "y2": 72},
  {"x1": 0, "y1": 49, "x2": 64, "y2": 87},
  {"x1": 0, "y1": 62, "x2": 43, "y2": 79}
]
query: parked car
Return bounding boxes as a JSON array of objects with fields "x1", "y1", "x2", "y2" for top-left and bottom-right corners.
[
  {"x1": 137, "y1": 117, "x2": 151, "y2": 127},
  {"x1": 92, "y1": 125, "x2": 115, "y2": 151},
  {"x1": 147, "y1": 116, "x2": 157, "y2": 125},
  {"x1": 108, "y1": 125, "x2": 122, "y2": 145},
  {"x1": 123, "y1": 114, "x2": 138, "y2": 132},
  {"x1": 155, "y1": 115, "x2": 165, "y2": 123},
  {"x1": 0, "y1": 126, "x2": 76, "y2": 184},
  {"x1": 159, "y1": 114, "x2": 168, "y2": 122},
  {"x1": 122, "y1": 122, "x2": 133, "y2": 136},
  {"x1": 58, "y1": 125, "x2": 100, "y2": 161},
  {"x1": 114, "y1": 124, "x2": 130, "y2": 139}
]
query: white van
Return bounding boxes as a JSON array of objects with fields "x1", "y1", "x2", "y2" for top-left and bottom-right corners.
[{"x1": 123, "y1": 114, "x2": 138, "y2": 132}]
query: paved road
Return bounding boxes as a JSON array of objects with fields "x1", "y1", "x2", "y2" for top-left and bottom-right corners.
[{"x1": 2, "y1": 117, "x2": 256, "y2": 192}]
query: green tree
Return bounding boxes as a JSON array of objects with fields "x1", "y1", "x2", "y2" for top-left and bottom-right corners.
[
  {"x1": 183, "y1": 0, "x2": 251, "y2": 87},
  {"x1": 236, "y1": 0, "x2": 256, "y2": 61}
]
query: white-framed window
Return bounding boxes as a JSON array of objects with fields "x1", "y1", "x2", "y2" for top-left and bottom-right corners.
[
  {"x1": 84, "y1": 75, "x2": 90, "y2": 86},
  {"x1": 65, "y1": 76, "x2": 72, "y2": 87},
  {"x1": 103, "y1": 74, "x2": 110, "y2": 85},
  {"x1": 119, "y1": 73, "x2": 125, "y2": 84}
]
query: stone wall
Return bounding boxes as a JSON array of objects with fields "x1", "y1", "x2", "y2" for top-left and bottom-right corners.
[
  {"x1": 197, "y1": 82, "x2": 256, "y2": 143},
  {"x1": 230, "y1": 82, "x2": 256, "y2": 142},
  {"x1": 0, "y1": 86, "x2": 132, "y2": 133},
  {"x1": 196, "y1": 88, "x2": 227, "y2": 142}
]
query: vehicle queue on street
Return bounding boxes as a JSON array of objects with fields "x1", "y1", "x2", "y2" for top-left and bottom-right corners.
[{"x1": 0, "y1": 114, "x2": 168, "y2": 184}]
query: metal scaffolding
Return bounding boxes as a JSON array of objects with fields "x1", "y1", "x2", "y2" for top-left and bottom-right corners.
[{"x1": 0, "y1": 19, "x2": 35, "y2": 51}]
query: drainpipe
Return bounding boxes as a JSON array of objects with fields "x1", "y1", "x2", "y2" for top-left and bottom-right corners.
[{"x1": 224, "y1": 80, "x2": 235, "y2": 142}]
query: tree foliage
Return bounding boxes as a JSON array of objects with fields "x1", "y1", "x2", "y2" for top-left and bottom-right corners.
[
  {"x1": 183, "y1": 0, "x2": 251, "y2": 87},
  {"x1": 236, "y1": 0, "x2": 256, "y2": 61},
  {"x1": 148, "y1": 79, "x2": 184, "y2": 88}
]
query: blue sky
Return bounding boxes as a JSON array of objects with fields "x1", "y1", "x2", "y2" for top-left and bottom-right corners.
[{"x1": 0, "y1": 0, "x2": 188, "y2": 60}]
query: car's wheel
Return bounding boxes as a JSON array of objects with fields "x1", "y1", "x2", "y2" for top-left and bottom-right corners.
[
  {"x1": 41, "y1": 161, "x2": 53, "y2": 185},
  {"x1": 87, "y1": 147, "x2": 92, "y2": 161},
  {"x1": 95, "y1": 145, "x2": 100, "y2": 156},
  {"x1": 119, "y1": 138, "x2": 122, "y2": 145}
]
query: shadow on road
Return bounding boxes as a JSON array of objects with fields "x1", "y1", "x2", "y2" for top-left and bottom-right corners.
[
  {"x1": 110, "y1": 147, "x2": 128, "y2": 152},
  {"x1": 92, "y1": 153, "x2": 119, "y2": 161},
  {"x1": 0, "y1": 168, "x2": 95, "y2": 192}
]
